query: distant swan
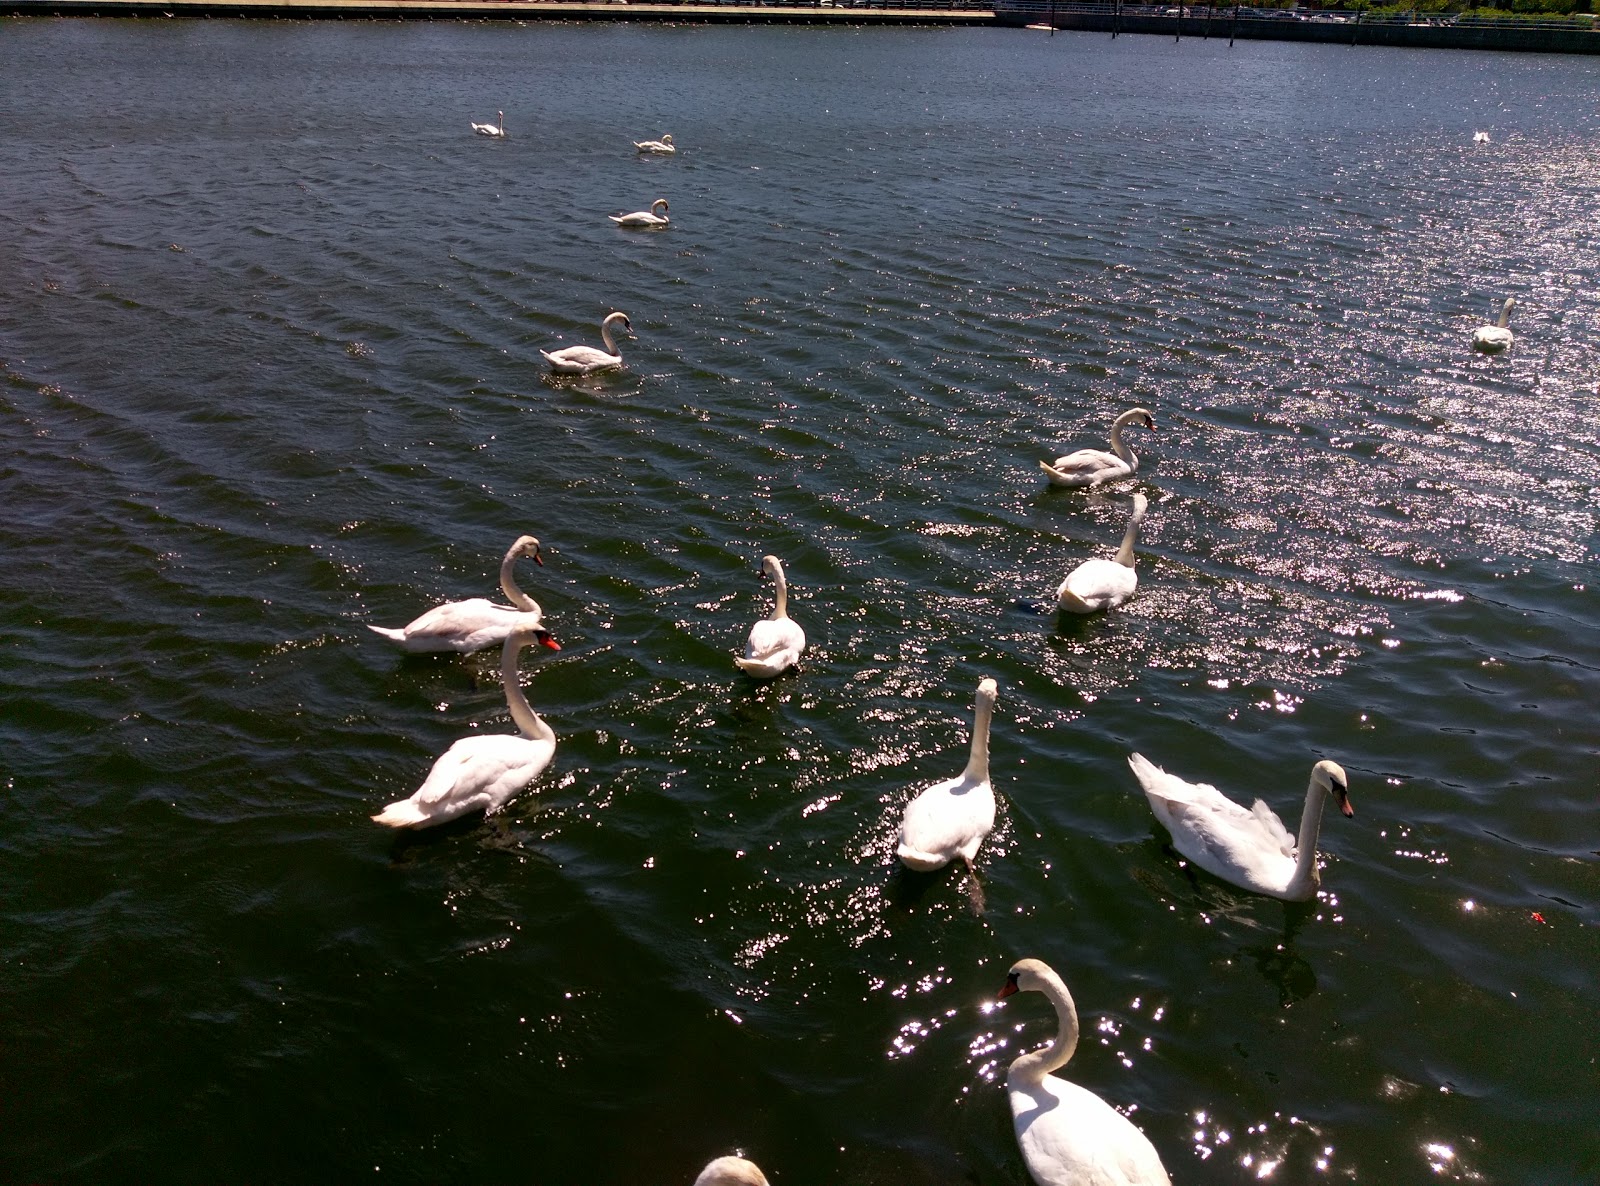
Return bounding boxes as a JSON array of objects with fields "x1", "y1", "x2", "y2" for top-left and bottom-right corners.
[
  {"x1": 999, "y1": 958, "x2": 1173, "y2": 1186},
  {"x1": 471, "y1": 111, "x2": 506, "y2": 137},
  {"x1": 1129, "y1": 753, "x2": 1352, "y2": 900},
  {"x1": 735, "y1": 555, "x2": 806, "y2": 678},
  {"x1": 635, "y1": 133, "x2": 676, "y2": 154},
  {"x1": 541, "y1": 311, "x2": 632, "y2": 375},
  {"x1": 611, "y1": 198, "x2": 670, "y2": 228},
  {"x1": 372, "y1": 623, "x2": 561, "y2": 828},
  {"x1": 368, "y1": 535, "x2": 547, "y2": 653},
  {"x1": 1041, "y1": 407, "x2": 1156, "y2": 487},
  {"x1": 694, "y1": 1158, "x2": 769, "y2": 1186},
  {"x1": 1057, "y1": 494, "x2": 1148, "y2": 614},
  {"x1": 897, "y1": 678, "x2": 998, "y2": 893},
  {"x1": 1472, "y1": 130, "x2": 1490, "y2": 143},
  {"x1": 1471, "y1": 297, "x2": 1515, "y2": 353}
]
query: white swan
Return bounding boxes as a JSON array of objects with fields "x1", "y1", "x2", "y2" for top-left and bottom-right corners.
[
  {"x1": 734, "y1": 555, "x2": 806, "y2": 678},
  {"x1": 635, "y1": 133, "x2": 676, "y2": 154},
  {"x1": 1129, "y1": 753, "x2": 1352, "y2": 901},
  {"x1": 1473, "y1": 130, "x2": 1490, "y2": 143},
  {"x1": 999, "y1": 958, "x2": 1173, "y2": 1186},
  {"x1": 610, "y1": 198, "x2": 670, "y2": 228},
  {"x1": 693, "y1": 1158, "x2": 769, "y2": 1186},
  {"x1": 541, "y1": 311, "x2": 632, "y2": 375},
  {"x1": 367, "y1": 535, "x2": 547, "y2": 653},
  {"x1": 372, "y1": 623, "x2": 561, "y2": 828},
  {"x1": 471, "y1": 111, "x2": 506, "y2": 138},
  {"x1": 1057, "y1": 494, "x2": 1147, "y2": 614},
  {"x1": 1040, "y1": 407, "x2": 1156, "y2": 487},
  {"x1": 897, "y1": 678, "x2": 997, "y2": 875},
  {"x1": 1471, "y1": 297, "x2": 1515, "y2": 353}
]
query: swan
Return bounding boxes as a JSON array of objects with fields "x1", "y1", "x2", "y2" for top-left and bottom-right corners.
[
  {"x1": 1129, "y1": 753, "x2": 1352, "y2": 901},
  {"x1": 1040, "y1": 407, "x2": 1156, "y2": 487},
  {"x1": 897, "y1": 678, "x2": 997, "y2": 877},
  {"x1": 367, "y1": 535, "x2": 548, "y2": 653},
  {"x1": 998, "y1": 958, "x2": 1173, "y2": 1186},
  {"x1": 1056, "y1": 494, "x2": 1148, "y2": 614},
  {"x1": 610, "y1": 198, "x2": 670, "y2": 228},
  {"x1": 1473, "y1": 130, "x2": 1490, "y2": 143},
  {"x1": 734, "y1": 555, "x2": 806, "y2": 678},
  {"x1": 372, "y1": 623, "x2": 561, "y2": 829},
  {"x1": 541, "y1": 311, "x2": 632, "y2": 375},
  {"x1": 1471, "y1": 297, "x2": 1515, "y2": 353},
  {"x1": 635, "y1": 133, "x2": 676, "y2": 154},
  {"x1": 471, "y1": 111, "x2": 506, "y2": 138},
  {"x1": 694, "y1": 1158, "x2": 769, "y2": 1186}
]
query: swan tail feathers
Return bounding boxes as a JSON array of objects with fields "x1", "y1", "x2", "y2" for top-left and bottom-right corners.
[
  {"x1": 371, "y1": 800, "x2": 430, "y2": 828},
  {"x1": 734, "y1": 656, "x2": 790, "y2": 678},
  {"x1": 896, "y1": 841, "x2": 951, "y2": 872},
  {"x1": 367, "y1": 624, "x2": 408, "y2": 643}
]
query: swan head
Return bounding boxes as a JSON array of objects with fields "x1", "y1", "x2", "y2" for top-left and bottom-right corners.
[
  {"x1": 510, "y1": 623, "x2": 561, "y2": 652},
  {"x1": 603, "y1": 310, "x2": 633, "y2": 336},
  {"x1": 1314, "y1": 760, "x2": 1353, "y2": 818},
  {"x1": 1117, "y1": 406, "x2": 1157, "y2": 433},
  {"x1": 693, "y1": 1157, "x2": 769, "y2": 1186},
  {"x1": 511, "y1": 535, "x2": 545, "y2": 566},
  {"x1": 975, "y1": 676, "x2": 998, "y2": 708},
  {"x1": 662, "y1": 133, "x2": 674, "y2": 144},
  {"x1": 759, "y1": 554, "x2": 786, "y2": 580},
  {"x1": 999, "y1": 957, "x2": 1059, "y2": 1001},
  {"x1": 1129, "y1": 492, "x2": 1149, "y2": 519},
  {"x1": 653, "y1": 198, "x2": 670, "y2": 214}
]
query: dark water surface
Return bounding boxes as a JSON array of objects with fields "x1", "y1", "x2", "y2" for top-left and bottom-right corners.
[{"x1": 2, "y1": 17, "x2": 1597, "y2": 1185}]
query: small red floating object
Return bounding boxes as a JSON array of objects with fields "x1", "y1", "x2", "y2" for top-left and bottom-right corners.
[{"x1": 1531, "y1": 912, "x2": 1546, "y2": 924}]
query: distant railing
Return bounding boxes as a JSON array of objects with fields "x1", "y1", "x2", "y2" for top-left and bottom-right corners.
[{"x1": 997, "y1": 1, "x2": 1599, "y2": 32}]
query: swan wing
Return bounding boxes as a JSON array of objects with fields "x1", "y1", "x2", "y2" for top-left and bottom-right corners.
[
  {"x1": 897, "y1": 775, "x2": 995, "y2": 869},
  {"x1": 744, "y1": 617, "x2": 805, "y2": 664},
  {"x1": 1130, "y1": 753, "x2": 1296, "y2": 891},
  {"x1": 372, "y1": 599, "x2": 538, "y2": 653},
  {"x1": 1057, "y1": 559, "x2": 1137, "y2": 613},
  {"x1": 1010, "y1": 1076, "x2": 1171, "y2": 1186},
  {"x1": 417, "y1": 735, "x2": 553, "y2": 811},
  {"x1": 1042, "y1": 448, "x2": 1134, "y2": 485}
]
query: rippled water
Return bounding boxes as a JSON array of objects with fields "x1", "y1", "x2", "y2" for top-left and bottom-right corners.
[{"x1": 3, "y1": 18, "x2": 1597, "y2": 1185}]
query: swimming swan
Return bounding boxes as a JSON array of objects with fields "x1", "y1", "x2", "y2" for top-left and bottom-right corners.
[
  {"x1": 541, "y1": 311, "x2": 632, "y2": 375},
  {"x1": 1471, "y1": 297, "x2": 1515, "y2": 353},
  {"x1": 734, "y1": 555, "x2": 806, "y2": 678},
  {"x1": 471, "y1": 111, "x2": 506, "y2": 137},
  {"x1": 635, "y1": 133, "x2": 676, "y2": 154},
  {"x1": 1040, "y1": 407, "x2": 1156, "y2": 487},
  {"x1": 897, "y1": 678, "x2": 997, "y2": 879},
  {"x1": 998, "y1": 958, "x2": 1173, "y2": 1186},
  {"x1": 693, "y1": 1158, "x2": 769, "y2": 1186},
  {"x1": 372, "y1": 623, "x2": 561, "y2": 828},
  {"x1": 1472, "y1": 130, "x2": 1490, "y2": 143},
  {"x1": 1129, "y1": 753, "x2": 1352, "y2": 900},
  {"x1": 1056, "y1": 494, "x2": 1147, "y2": 614},
  {"x1": 611, "y1": 198, "x2": 670, "y2": 228},
  {"x1": 367, "y1": 535, "x2": 547, "y2": 653}
]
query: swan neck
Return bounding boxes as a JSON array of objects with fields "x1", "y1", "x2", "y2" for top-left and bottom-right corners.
[
  {"x1": 1113, "y1": 506, "x2": 1143, "y2": 568},
  {"x1": 963, "y1": 694, "x2": 993, "y2": 783},
  {"x1": 499, "y1": 548, "x2": 540, "y2": 614},
  {"x1": 1010, "y1": 971, "x2": 1079, "y2": 1086},
  {"x1": 1289, "y1": 775, "x2": 1330, "y2": 893},
  {"x1": 1108, "y1": 415, "x2": 1138, "y2": 465},
  {"x1": 1497, "y1": 299, "x2": 1513, "y2": 329},
  {"x1": 501, "y1": 637, "x2": 554, "y2": 743},
  {"x1": 599, "y1": 318, "x2": 617, "y2": 356},
  {"x1": 768, "y1": 563, "x2": 789, "y2": 619}
]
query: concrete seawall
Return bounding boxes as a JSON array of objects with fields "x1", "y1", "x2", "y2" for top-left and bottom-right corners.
[
  {"x1": 994, "y1": 7, "x2": 1600, "y2": 54},
  {"x1": 3, "y1": 0, "x2": 992, "y2": 21}
]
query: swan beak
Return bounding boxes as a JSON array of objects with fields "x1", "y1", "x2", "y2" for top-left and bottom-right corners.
[
  {"x1": 1334, "y1": 782, "x2": 1354, "y2": 818},
  {"x1": 998, "y1": 972, "x2": 1020, "y2": 1001},
  {"x1": 532, "y1": 549, "x2": 545, "y2": 567},
  {"x1": 538, "y1": 632, "x2": 562, "y2": 651}
]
